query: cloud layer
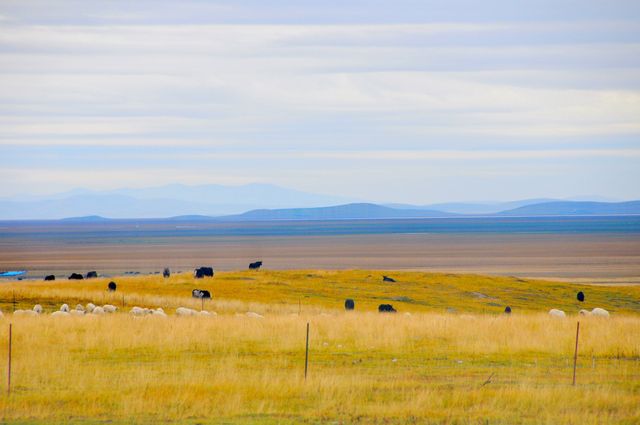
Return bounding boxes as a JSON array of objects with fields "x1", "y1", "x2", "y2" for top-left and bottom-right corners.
[{"x1": 1, "y1": 1, "x2": 639, "y2": 202}]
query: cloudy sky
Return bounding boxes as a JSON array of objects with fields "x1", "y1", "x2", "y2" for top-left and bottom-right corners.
[{"x1": 1, "y1": 0, "x2": 639, "y2": 203}]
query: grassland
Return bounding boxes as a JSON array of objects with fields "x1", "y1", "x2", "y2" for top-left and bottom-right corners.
[{"x1": 0, "y1": 270, "x2": 638, "y2": 424}]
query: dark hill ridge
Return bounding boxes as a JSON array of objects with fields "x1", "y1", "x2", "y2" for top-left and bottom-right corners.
[{"x1": 219, "y1": 203, "x2": 457, "y2": 221}]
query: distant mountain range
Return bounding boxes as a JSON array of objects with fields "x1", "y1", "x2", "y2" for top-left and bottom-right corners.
[
  {"x1": 0, "y1": 183, "x2": 637, "y2": 220},
  {"x1": 0, "y1": 183, "x2": 356, "y2": 220}
]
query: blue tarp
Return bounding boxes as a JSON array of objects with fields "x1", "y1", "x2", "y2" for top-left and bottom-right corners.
[{"x1": 0, "y1": 271, "x2": 26, "y2": 277}]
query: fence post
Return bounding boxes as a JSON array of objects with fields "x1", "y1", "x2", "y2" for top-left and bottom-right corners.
[
  {"x1": 7, "y1": 323, "x2": 12, "y2": 396},
  {"x1": 304, "y1": 322, "x2": 310, "y2": 380},
  {"x1": 572, "y1": 321, "x2": 580, "y2": 386}
]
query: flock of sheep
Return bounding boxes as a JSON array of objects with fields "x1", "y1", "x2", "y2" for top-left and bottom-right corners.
[
  {"x1": 1, "y1": 303, "x2": 221, "y2": 318},
  {"x1": 0, "y1": 303, "x2": 270, "y2": 319},
  {"x1": 548, "y1": 307, "x2": 610, "y2": 317}
]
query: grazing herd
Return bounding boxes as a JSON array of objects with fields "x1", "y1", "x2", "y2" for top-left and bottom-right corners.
[{"x1": 19, "y1": 268, "x2": 616, "y2": 319}]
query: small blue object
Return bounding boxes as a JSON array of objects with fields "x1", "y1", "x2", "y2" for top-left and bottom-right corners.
[{"x1": 0, "y1": 271, "x2": 26, "y2": 277}]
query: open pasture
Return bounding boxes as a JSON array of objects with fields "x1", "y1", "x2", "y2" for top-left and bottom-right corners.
[{"x1": 0, "y1": 271, "x2": 638, "y2": 424}]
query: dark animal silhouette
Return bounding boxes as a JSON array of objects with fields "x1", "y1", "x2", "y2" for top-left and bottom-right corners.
[
  {"x1": 378, "y1": 304, "x2": 396, "y2": 313},
  {"x1": 382, "y1": 276, "x2": 396, "y2": 282},
  {"x1": 194, "y1": 267, "x2": 214, "y2": 278},
  {"x1": 344, "y1": 299, "x2": 355, "y2": 310},
  {"x1": 44, "y1": 275, "x2": 55, "y2": 281},
  {"x1": 577, "y1": 291, "x2": 585, "y2": 302},
  {"x1": 163, "y1": 268, "x2": 171, "y2": 278},
  {"x1": 504, "y1": 306, "x2": 512, "y2": 314},
  {"x1": 86, "y1": 271, "x2": 98, "y2": 279},
  {"x1": 68, "y1": 273, "x2": 84, "y2": 280},
  {"x1": 192, "y1": 289, "x2": 211, "y2": 299},
  {"x1": 108, "y1": 281, "x2": 117, "y2": 292},
  {"x1": 249, "y1": 261, "x2": 263, "y2": 270}
]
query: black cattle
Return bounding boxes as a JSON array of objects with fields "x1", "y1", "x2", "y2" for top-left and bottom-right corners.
[
  {"x1": 163, "y1": 268, "x2": 171, "y2": 278},
  {"x1": 194, "y1": 267, "x2": 214, "y2": 279},
  {"x1": 86, "y1": 271, "x2": 98, "y2": 279},
  {"x1": 378, "y1": 304, "x2": 396, "y2": 313},
  {"x1": 382, "y1": 276, "x2": 396, "y2": 283},
  {"x1": 504, "y1": 306, "x2": 512, "y2": 314},
  {"x1": 69, "y1": 273, "x2": 84, "y2": 280},
  {"x1": 577, "y1": 291, "x2": 585, "y2": 302},
  {"x1": 44, "y1": 275, "x2": 55, "y2": 281},
  {"x1": 344, "y1": 299, "x2": 355, "y2": 310},
  {"x1": 249, "y1": 261, "x2": 263, "y2": 270},
  {"x1": 108, "y1": 281, "x2": 117, "y2": 292},
  {"x1": 192, "y1": 289, "x2": 211, "y2": 299}
]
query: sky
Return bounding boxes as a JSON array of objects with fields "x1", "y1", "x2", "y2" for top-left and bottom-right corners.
[{"x1": 1, "y1": 0, "x2": 639, "y2": 203}]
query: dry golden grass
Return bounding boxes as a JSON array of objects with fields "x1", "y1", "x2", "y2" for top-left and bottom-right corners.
[{"x1": 0, "y1": 270, "x2": 637, "y2": 424}]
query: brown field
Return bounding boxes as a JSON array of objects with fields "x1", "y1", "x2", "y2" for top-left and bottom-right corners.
[{"x1": 1, "y1": 233, "x2": 640, "y2": 282}]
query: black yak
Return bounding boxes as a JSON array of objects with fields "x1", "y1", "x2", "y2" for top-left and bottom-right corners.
[
  {"x1": 108, "y1": 281, "x2": 117, "y2": 292},
  {"x1": 378, "y1": 304, "x2": 396, "y2": 313},
  {"x1": 344, "y1": 299, "x2": 355, "y2": 310},
  {"x1": 194, "y1": 267, "x2": 214, "y2": 279},
  {"x1": 68, "y1": 273, "x2": 84, "y2": 280},
  {"x1": 192, "y1": 289, "x2": 211, "y2": 299},
  {"x1": 163, "y1": 268, "x2": 171, "y2": 278},
  {"x1": 504, "y1": 306, "x2": 512, "y2": 314},
  {"x1": 44, "y1": 275, "x2": 55, "y2": 281},
  {"x1": 577, "y1": 291, "x2": 585, "y2": 302},
  {"x1": 382, "y1": 276, "x2": 396, "y2": 283},
  {"x1": 249, "y1": 261, "x2": 263, "y2": 270},
  {"x1": 86, "y1": 271, "x2": 98, "y2": 279}
]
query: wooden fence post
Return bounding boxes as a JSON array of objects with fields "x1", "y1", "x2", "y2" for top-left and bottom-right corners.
[
  {"x1": 572, "y1": 321, "x2": 580, "y2": 386},
  {"x1": 7, "y1": 323, "x2": 12, "y2": 396},
  {"x1": 304, "y1": 322, "x2": 310, "y2": 380}
]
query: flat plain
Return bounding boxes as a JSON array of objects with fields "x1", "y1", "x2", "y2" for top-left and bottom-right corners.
[{"x1": 1, "y1": 217, "x2": 640, "y2": 281}]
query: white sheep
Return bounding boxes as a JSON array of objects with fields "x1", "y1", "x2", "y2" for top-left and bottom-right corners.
[
  {"x1": 591, "y1": 307, "x2": 610, "y2": 317},
  {"x1": 86, "y1": 303, "x2": 96, "y2": 313},
  {"x1": 152, "y1": 308, "x2": 168, "y2": 317},
  {"x1": 129, "y1": 306, "x2": 146, "y2": 316},
  {"x1": 60, "y1": 303, "x2": 70, "y2": 312},
  {"x1": 33, "y1": 304, "x2": 43, "y2": 314},
  {"x1": 246, "y1": 311, "x2": 264, "y2": 319},
  {"x1": 176, "y1": 307, "x2": 197, "y2": 316},
  {"x1": 51, "y1": 311, "x2": 70, "y2": 317},
  {"x1": 70, "y1": 309, "x2": 85, "y2": 317},
  {"x1": 579, "y1": 309, "x2": 591, "y2": 316},
  {"x1": 548, "y1": 309, "x2": 566, "y2": 318},
  {"x1": 76, "y1": 304, "x2": 85, "y2": 312},
  {"x1": 102, "y1": 304, "x2": 117, "y2": 313},
  {"x1": 199, "y1": 310, "x2": 215, "y2": 317},
  {"x1": 92, "y1": 306, "x2": 105, "y2": 315}
]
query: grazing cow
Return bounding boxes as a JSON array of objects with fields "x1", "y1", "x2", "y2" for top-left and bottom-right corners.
[
  {"x1": 68, "y1": 273, "x2": 84, "y2": 280},
  {"x1": 382, "y1": 276, "x2": 396, "y2": 283},
  {"x1": 108, "y1": 281, "x2": 117, "y2": 292},
  {"x1": 163, "y1": 268, "x2": 171, "y2": 278},
  {"x1": 504, "y1": 306, "x2": 512, "y2": 314},
  {"x1": 86, "y1": 271, "x2": 98, "y2": 279},
  {"x1": 44, "y1": 275, "x2": 55, "y2": 281},
  {"x1": 194, "y1": 267, "x2": 214, "y2": 278},
  {"x1": 249, "y1": 261, "x2": 263, "y2": 270},
  {"x1": 192, "y1": 289, "x2": 212, "y2": 299},
  {"x1": 378, "y1": 304, "x2": 397, "y2": 313},
  {"x1": 344, "y1": 299, "x2": 355, "y2": 311},
  {"x1": 577, "y1": 291, "x2": 585, "y2": 302}
]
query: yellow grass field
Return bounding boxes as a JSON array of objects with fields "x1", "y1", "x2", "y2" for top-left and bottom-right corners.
[{"x1": 0, "y1": 270, "x2": 638, "y2": 424}]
